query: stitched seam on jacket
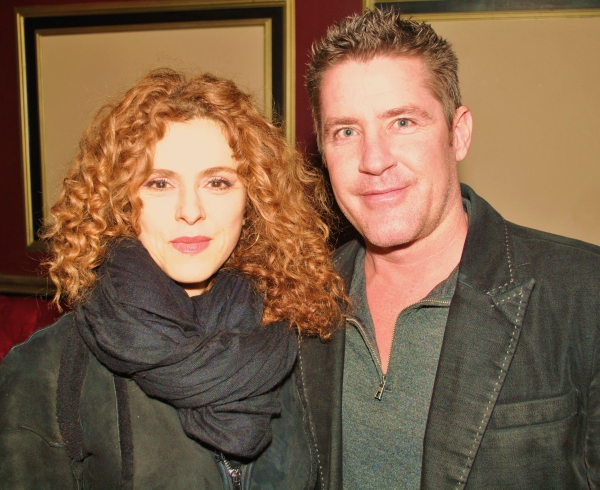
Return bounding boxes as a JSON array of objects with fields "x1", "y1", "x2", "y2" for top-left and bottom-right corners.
[
  {"x1": 297, "y1": 339, "x2": 325, "y2": 490},
  {"x1": 14, "y1": 425, "x2": 64, "y2": 448},
  {"x1": 584, "y1": 322, "x2": 600, "y2": 486},
  {"x1": 504, "y1": 220, "x2": 515, "y2": 284},
  {"x1": 456, "y1": 286, "x2": 524, "y2": 489},
  {"x1": 488, "y1": 221, "x2": 516, "y2": 296},
  {"x1": 292, "y1": 351, "x2": 320, "y2": 490},
  {"x1": 494, "y1": 291, "x2": 522, "y2": 306}
]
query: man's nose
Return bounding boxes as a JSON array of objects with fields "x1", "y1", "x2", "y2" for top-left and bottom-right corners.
[
  {"x1": 358, "y1": 131, "x2": 396, "y2": 175},
  {"x1": 176, "y1": 187, "x2": 206, "y2": 224}
]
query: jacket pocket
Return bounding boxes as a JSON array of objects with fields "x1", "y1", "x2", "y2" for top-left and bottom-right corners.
[
  {"x1": 467, "y1": 390, "x2": 582, "y2": 489},
  {"x1": 487, "y1": 389, "x2": 577, "y2": 429}
]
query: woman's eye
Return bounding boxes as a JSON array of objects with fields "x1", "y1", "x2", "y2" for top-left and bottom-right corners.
[
  {"x1": 144, "y1": 178, "x2": 171, "y2": 189},
  {"x1": 207, "y1": 177, "x2": 232, "y2": 189}
]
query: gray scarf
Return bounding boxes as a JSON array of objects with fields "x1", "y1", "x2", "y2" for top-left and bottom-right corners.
[{"x1": 75, "y1": 238, "x2": 297, "y2": 458}]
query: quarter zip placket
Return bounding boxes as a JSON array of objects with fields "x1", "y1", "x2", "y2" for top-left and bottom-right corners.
[
  {"x1": 346, "y1": 298, "x2": 451, "y2": 402},
  {"x1": 346, "y1": 316, "x2": 390, "y2": 400}
]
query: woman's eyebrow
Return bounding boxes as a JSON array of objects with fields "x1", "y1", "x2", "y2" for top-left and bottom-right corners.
[
  {"x1": 197, "y1": 166, "x2": 239, "y2": 177},
  {"x1": 148, "y1": 167, "x2": 239, "y2": 177},
  {"x1": 147, "y1": 168, "x2": 177, "y2": 178}
]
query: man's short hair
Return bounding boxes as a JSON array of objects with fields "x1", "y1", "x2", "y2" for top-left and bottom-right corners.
[{"x1": 306, "y1": 8, "x2": 461, "y2": 148}]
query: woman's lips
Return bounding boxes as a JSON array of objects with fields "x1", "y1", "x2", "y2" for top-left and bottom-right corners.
[{"x1": 170, "y1": 236, "x2": 211, "y2": 254}]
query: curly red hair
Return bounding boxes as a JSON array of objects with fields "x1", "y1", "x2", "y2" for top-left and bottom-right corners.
[{"x1": 42, "y1": 68, "x2": 347, "y2": 338}]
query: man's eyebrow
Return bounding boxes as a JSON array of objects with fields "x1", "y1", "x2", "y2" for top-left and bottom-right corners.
[
  {"x1": 379, "y1": 106, "x2": 434, "y2": 121},
  {"x1": 323, "y1": 118, "x2": 359, "y2": 134},
  {"x1": 322, "y1": 106, "x2": 434, "y2": 134}
]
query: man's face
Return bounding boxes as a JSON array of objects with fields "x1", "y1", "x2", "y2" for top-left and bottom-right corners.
[{"x1": 319, "y1": 55, "x2": 471, "y2": 250}]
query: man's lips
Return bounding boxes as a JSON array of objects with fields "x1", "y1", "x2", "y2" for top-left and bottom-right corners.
[
  {"x1": 359, "y1": 186, "x2": 409, "y2": 203},
  {"x1": 170, "y1": 236, "x2": 211, "y2": 254}
]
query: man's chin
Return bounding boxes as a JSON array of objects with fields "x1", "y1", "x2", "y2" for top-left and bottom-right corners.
[{"x1": 361, "y1": 228, "x2": 417, "y2": 251}]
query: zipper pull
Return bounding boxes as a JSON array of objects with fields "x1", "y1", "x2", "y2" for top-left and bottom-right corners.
[
  {"x1": 374, "y1": 375, "x2": 387, "y2": 401},
  {"x1": 228, "y1": 467, "x2": 242, "y2": 490},
  {"x1": 215, "y1": 452, "x2": 243, "y2": 490}
]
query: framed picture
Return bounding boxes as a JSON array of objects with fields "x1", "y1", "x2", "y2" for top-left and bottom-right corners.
[
  {"x1": 16, "y1": 0, "x2": 294, "y2": 254},
  {"x1": 360, "y1": 1, "x2": 600, "y2": 247}
]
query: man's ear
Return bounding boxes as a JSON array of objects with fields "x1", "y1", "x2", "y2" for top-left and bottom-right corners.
[{"x1": 452, "y1": 106, "x2": 472, "y2": 162}]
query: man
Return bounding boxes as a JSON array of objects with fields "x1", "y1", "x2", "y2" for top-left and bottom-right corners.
[{"x1": 297, "y1": 9, "x2": 600, "y2": 489}]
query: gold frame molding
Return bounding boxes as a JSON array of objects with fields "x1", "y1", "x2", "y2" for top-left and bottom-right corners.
[
  {"x1": 364, "y1": 3, "x2": 600, "y2": 20},
  {"x1": 0, "y1": 273, "x2": 56, "y2": 297},
  {"x1": 363, "y1": 0, "x2": 600, "y2": 14},
  {"x1": 16, "y1": 0, "x2": 295, "y2": 253}
]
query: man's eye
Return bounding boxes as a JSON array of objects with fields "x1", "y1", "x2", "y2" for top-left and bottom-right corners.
[
  {"x1": 396, "y1": 119, "x2": 410, "y2": 127},
  {"x1": 339, "y1": 128, "x2": 355, "y2": 137}
]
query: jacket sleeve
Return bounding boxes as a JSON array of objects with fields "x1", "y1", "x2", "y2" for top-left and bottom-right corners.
[
  {"x1": 586, "y1": 329, "x2": 600, "y2": 488},
  {"x1": 0, "y1": 323, "x2": 76, "y2": 489}
]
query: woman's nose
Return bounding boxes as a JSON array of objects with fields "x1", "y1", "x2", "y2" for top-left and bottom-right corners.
[{"x1": 175, "y1": 187, "x2": 205, "y2": 224}]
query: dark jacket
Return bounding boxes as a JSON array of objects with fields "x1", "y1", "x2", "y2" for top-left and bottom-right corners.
[
  {"x1": 0, "y1": 315, "x2": 317, "y2": 489},
  {"x1": 297, "y1": 185, "x2": 600, "y2": 489}
]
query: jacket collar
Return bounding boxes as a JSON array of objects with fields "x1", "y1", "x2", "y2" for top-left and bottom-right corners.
[
  {"x1": 334, "y1": 239, "x2": 362, "y2": 295},
  {"x1": 457, "y1": 184, "x2": 535, "y2": 326}
]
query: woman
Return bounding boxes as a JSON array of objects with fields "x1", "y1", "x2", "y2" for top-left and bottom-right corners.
[{"x1": 0, "y1": 69, "x2": 346, "y2": 489}]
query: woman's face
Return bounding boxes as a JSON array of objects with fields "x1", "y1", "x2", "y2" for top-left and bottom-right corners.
[{"x1": 137, "y1": 118, "x2": 247, "y2": 296}]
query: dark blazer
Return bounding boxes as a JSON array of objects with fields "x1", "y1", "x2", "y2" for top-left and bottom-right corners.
[{"x1": 298, "y1": 185, "x2": 600, "y2": 489}]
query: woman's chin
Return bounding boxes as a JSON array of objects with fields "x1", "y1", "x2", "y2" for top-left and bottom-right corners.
[{"x1": 171, "y1": 275, "x2": 211, "y2": 296}]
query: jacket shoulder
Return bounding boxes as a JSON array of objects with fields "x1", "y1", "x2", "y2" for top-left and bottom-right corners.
[
  {"x1": 508, "y1": 221, "x2": 600, "y2": 279},
  {"x1": 0, "y1": 315, "x2": 72, "y2": 436},
  {"x1": 509, "y1": 221, "x2": 600, "y2": 256},
  {"x1": 2, "y1": 314, "x2": 71, "y2": 365}
]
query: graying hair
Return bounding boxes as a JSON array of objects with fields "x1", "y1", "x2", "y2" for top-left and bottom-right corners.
[{"x1": 306, "y1": 8, "x2": 461, "y2": 150}]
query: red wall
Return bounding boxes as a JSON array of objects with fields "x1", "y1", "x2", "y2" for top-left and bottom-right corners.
[
  {"x1": 295, "y1": 0, "x2": 361, "y2": 155},
  {"x1": 0, "y1": 0, "x2": 361, "y2": 277}
]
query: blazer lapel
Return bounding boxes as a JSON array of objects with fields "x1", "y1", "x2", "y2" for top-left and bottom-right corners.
[
  {"x1": 422, "y1": 186, "x2": 535, "y2": 488},
  {"x1": 422, "y1": 279, "x2": 534, "y2": 488}
]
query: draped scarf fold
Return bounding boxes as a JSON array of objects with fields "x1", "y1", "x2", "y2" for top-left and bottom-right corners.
[{"x1": 75, "y1": 238, "x2": 298, "y2": 458}]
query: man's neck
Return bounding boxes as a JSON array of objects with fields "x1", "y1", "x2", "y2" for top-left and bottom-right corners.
[
  {"x1": 363, "y1": 203, "x2": 468, "y2": 373},
  {"x1": 365, "y1": 203, "x2": 468, "y2": 301}
]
